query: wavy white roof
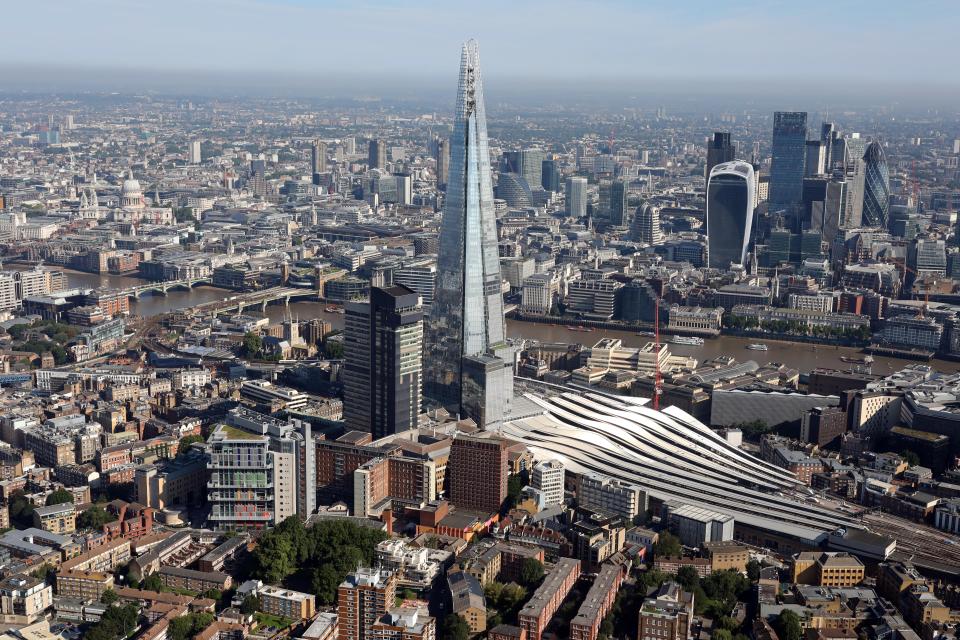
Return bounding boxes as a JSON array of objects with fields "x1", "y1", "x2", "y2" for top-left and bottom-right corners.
[{"x1": 502, "y1": 391, "x2": 858, "y2": 543}]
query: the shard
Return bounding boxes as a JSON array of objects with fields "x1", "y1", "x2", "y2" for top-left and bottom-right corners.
[{"x1": 425, "y1": 40, "x2": 513, "y2": 428}]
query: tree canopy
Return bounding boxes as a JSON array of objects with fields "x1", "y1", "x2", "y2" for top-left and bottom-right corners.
[
  {"x1": 168, "y1": 612, "x2": 214, "y2": 640},
  {"x1": 519, "y1": 557, "x2": 545, "y2": 587},
  {"x1": 439, "y1": 614, "x2": 470, "y2": 640},
  {"x1": 775, "y1": 610, "x2": 803, "y2": 640},
  {"x1": 250, "y1": 517, "x2": 387, "y2": 605},
  {"x1": 84, "y1": 603, "x2": 140, "y2": 640},
  {"x1": 78, "y1": 506, "x2": 115, "y2": 530},
  {"x1": 654, "y1": 531, "x2": 683, "y2": 558},
  {"x1": 45, "y1": 488, "x2": 75, "y2": 506}
]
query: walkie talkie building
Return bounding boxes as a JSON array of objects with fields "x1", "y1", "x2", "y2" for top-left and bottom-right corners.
[{"x1": 707, "y1": 160, "x2": 756, "y2": 269}]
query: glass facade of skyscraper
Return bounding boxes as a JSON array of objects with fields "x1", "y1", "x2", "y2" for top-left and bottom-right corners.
[
  {"x1": 426, "y1": 41, "x2": 512, "y2": 427},
  {"x1": 769, "y1": 111, "x2": 808, "y2": 210},
  {"x1": 707, "y1": 161, "x2": 755, "y2": 269},
  {"x1": 862, "y1": 141, "x2": 890, "y2": 228}
]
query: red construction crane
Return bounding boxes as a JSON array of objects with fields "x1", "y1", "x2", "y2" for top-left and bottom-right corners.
[{"x1": 654, "y1": 295, "x2": 662, "y2": 410}]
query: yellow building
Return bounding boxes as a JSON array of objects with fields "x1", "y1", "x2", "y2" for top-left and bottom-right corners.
[
  {"x1": 704, "y1": 541, "x2": 750, "y2": 573},
  {"x1": 32, "y1": 503, "x2": 77, "y2": 534},
  {"x1": 792, "y1": 552, "x2": 864, "y2": 588}
]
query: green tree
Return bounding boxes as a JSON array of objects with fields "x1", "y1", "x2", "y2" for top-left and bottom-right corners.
[
  {"x1": 901, "y1": 450, "x2": 920, "y2": 467},
  {"x1": 654, "y1": 531, "x2": 682, "y2": 558},
  {"x1": 45, "y1": 488, "x2": 75, "y2": 506},
  {"x1": 775, "y1": 609, "x2": 803, "y2": 640},
  {"x1": 240, "y1": 594, "x2": 261, "y2": 615},
  {"x1": 168, "y1": 612, "x2": 215, "y2": 640},
  {"x1": 241, "y1": 332, "x2": 263, "y2": 358},
  {"x1": 439, "y1": 613, "x2": 470, "y2": 640},
  {"x1": 746, "y1": 559, "x2": 762, "y2": 582},
  {"x1": 100, "y1": 588, "x2": 119, "y2": 604},
  {"x1": 8, "y1": 491, "x2": 35, "y2": 528},
  {"x1": 178, "y1": 434, "x2": 205, "y2": 454},
  {"x1": 141, "y1": 573, "x2": 164, "y2": 592},
  {"x1": 518, "y1": 557, "x2": 545, "y2": 587},
  {"x1": 202, "y1": 588, "x2": 222, "y2": 602},
  {"x1": 676, "y1": 565, "x2": 700, "y2": 590},
  {"x1": 324, "y1": 339, "x2": 344, "y2": 358},
  {"x1": 714, "y1": 630, "x2": 734, "y2": 640},
  {"x1": 78, "y1": 506, "x2": 115, "y2": 530}
]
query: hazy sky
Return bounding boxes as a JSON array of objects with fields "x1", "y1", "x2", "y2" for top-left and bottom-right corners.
[{"x1": 2, "y1": 0, "x2": 958, "y2": 97}]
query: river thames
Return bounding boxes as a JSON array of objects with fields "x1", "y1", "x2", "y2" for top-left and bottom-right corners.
[{"x1": 48, "y1": 269, "x2": 960, "y2": 376}]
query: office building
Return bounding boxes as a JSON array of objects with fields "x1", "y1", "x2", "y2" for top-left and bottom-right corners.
[
  {"x1": 249, "y1": 160, "x2": 267, "y2": 197},
  {"x1": 664, "y1": 502, "x2": 734, "y2": 546},
  {"x1": 769, "y1": 111, "x2": 808, "y2": 210},
  {"x1": 608, "y1": 178, "x2": 628, "y2": 226},
  {"x1": 369, "y1": 139, "x2": 386, "y2": 170},
  {"x1": 577, "y1": 472, "x2": 646, "y2": 521},
  {"x1": 189, "y1": 140, "x2": 202, "y2": 164},
  {"x1": 804, "y1": 176, "x2": 847, "y2": 244},
  {"x1": 633, "y1": 203, "x2": 663, "y2": 244},
  {"x1": 425, "y1": 40, "x2": 513, "y2": 428},
  {"x1": 566, "y1": 176, "x2": 588, "y2": 217},
  {"x1": 531, "y1": 460, "x2": 565, "y2": 507},
  {"x1": 448, "y1": 434, "x2": 508, "y2": 514},
  {"x1": 338, "y1": 567, "x2": 396, "y2": 640},
  {"x1": 495, "y1": 173, "x2": 534, "y2": 208},
  {"x1": 706, "y1": 160, "x2": 756, "y2": 269},
  {"x1": 862, "y1": 141, "x2": 890, "y2": 228},
  {"x1": 839, "y1": 136, "x2": 867, "y2": 228},
  {"x1": 343, "y1": 285, "x2": 424, "y2": 439},
  {"x1": 541, "y1": 158, "x2": 561, "y2": 192},
  {"x1": 792, "y1": 551, "x2": 865, "y2": 587},
  {"x1": 705, "y1": 132, "x2": 735, "y2": 181},
  {"x1": 805, "y1": 140, "x2": 825, "y2": 176}
]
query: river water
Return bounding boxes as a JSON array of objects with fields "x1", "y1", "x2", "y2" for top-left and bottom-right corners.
[{"x1": 48, "y1": 269, "x2": 960, "y2": 376}]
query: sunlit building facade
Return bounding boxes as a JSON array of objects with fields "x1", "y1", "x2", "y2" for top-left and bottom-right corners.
[{"x1": 706, "y1": 161, "x2": 755, "y2": 269}]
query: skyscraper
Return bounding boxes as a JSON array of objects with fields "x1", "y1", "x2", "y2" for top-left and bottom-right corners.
[
  {"x1": 769, "y1": 111, "x2": 808, "y2": 210},
  {"x1": 706, "y1": 160, "x2": 756, "y2": 269},
  {"x1": 495, "y1": 172, "x2": 534, "y2": 208},
  {"x1": 862, "y1": 141, "x2": 890, "y2": 228},
  {"x1": 311, "y1": 139, "x2": 327, "y2": 177},
  {"x1": 425, "y1": 40, "x2": 513, "y2": 428},
  {"x1": 521, "y1": 148, "x2": 544, "y2": 192},
  {"x1": 249, "y1": 159, "x2": 267, "y2": 197},
  {"x1": 820, "y1": 122, "x2": 838, "y2": 169},
  {"x1": 369, "y1": 139, "x2": 386, "y2": 170},
  {"x1": 189, "y1": 140, "x2": 202, "y2": 164},
  {"x1": 840, "y1": 136, "x2": 867, "y2": 229},
  {"x1": 541, "y1": 158, "x2": 561, "y2": 192},
  {"x1": 607, "y1": 178, "x2": 630, "y2": 227},
  {"x1": 706, "y1": 132, "x2": 735, "y2": 181},
  {"x1": 805, "y1": 140, "x2": 826, "y2": 176},
  {"x1": 633, "y1": 203, "x2": 662, "y2": 245},
  {"x1": 343, "y1": 285, "x2": 423, "y2": 440},
  {"x1": 566, "y1": 176, "x2": 588, "y2": 217}
]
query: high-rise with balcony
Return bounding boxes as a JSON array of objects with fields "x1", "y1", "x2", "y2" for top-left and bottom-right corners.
[
  {"x1": 769, "y1": 111, "x2": 808, "y2": 211},
  {"x1": 337, "y1": 567, "x2": 396, "y2": 640},
  {"x1": 206, "y1": 408, "x2": 315, "y2": 529},
  {"x1": 425, "y1": 40, "x2": 513, "y2": 428}
]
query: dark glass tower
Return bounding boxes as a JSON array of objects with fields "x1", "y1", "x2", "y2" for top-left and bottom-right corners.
[
  {"x1": 707, "y1": 160, "x2": 756, "y2": 269},
  {"x1": 706, "y1": 132, "x2": 735, "y2": 181},
  {"x1": 343, "y1": 285, "x2": 423, "y2": 439},
  {"x1": 426, "y1": 40, "x2": 512, "y2": 427},
  {"x1": 862, "y1": 141, "x2": 890, "y2": 228},
  {"x1": 769, "y1": 111, "x2": 808, "y2": 210}
]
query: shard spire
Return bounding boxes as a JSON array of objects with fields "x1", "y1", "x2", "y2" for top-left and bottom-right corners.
[{"x1": 425, "y1": 40, "x2": 512, "y2": 427}]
